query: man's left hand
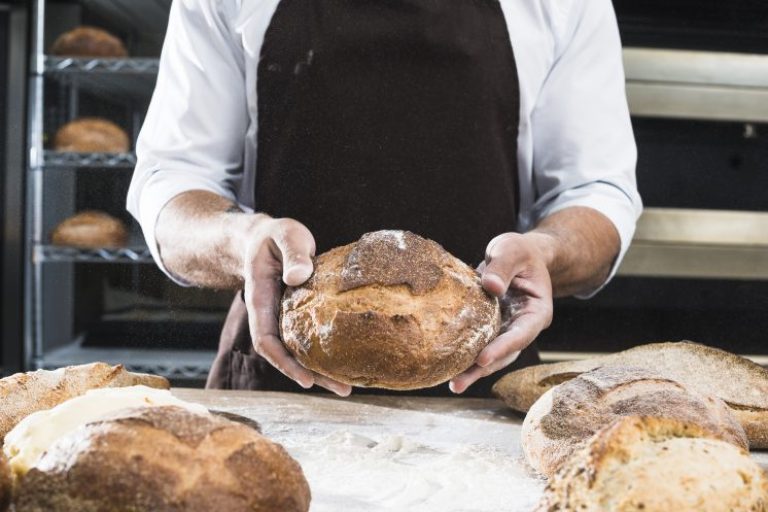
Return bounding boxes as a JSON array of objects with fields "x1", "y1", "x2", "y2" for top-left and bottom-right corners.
[{"x1": 449, "y1": 232, "x2": 554, "y2": 394}]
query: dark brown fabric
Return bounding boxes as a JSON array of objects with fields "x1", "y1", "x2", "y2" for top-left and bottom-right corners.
[{"x1": 207, "y1": 0, "x2": 535, "y2": 396}]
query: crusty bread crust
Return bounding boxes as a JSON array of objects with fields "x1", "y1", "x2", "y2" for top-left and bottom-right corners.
[
  {"x1": 51, "y1": 211, "x2": 129, "y2": 249},
  {"x1": 50, "y1": 27, "x2": 128, "y2": 58},
  {"x1": 536, "y1": 416, "x2": 768, "y2": 512},
  {"x1": 281, "y1": 230, "x2": 501, "y2": 390},
  {"x1": 0, "y1": 363, "x2": 168, "y2": 441},
  {"x1": 0, "y1": 452, "x2": 10, "y2": 512},
  {"x1": 493, "y1": 341, "x2": 768, "y2": 448},
  {"x1": 53, "y1": 118, "x2": 130, "y2": 154},
  {"x1": 14, "y1": 406, "x2": 311, "y2": 512},
  {"x1": 522, "y1": 366, "x2": 748, "y2": 478}
]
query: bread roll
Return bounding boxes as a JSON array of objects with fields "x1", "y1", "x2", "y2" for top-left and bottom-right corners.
[
  {"x1": 493, "y1": 341, "x2": 768, "y2": 448},
  {"x1": 50, "y1": 26, "x2": 128, "y2": 58},
  {"x1": 14, "y1": 406, "x2": 311, "y2": 512},
  {"x1": 53, "y1": 118, "x2": 130, "y2": 153},
  {"x1": 0, "y1": 452, "x2": 10, "y2": 512},
  {"x1": 280, "y1": 230, "x2": 501, "y2": 390},
  {"x1": 536, "y1": 416, "x2": 768, "y2": 512},
  {"x1": 51, "y1": 211, "x2": 128, "y2": 249},
  {"x1": 0, "y1": 363, "x2": 168, "y2": 441},
  {"x1": 522, "y1": 366, "x2": 747, "y2": 478}
]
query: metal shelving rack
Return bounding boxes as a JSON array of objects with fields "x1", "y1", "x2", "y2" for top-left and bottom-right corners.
[{"x1": 25, "y1": 0, "x2": 215, "y2": 381}]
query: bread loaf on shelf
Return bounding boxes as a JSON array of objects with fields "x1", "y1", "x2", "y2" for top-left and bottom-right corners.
[
  {"x1": 0, "y1": 363, "x2": 168, "y2": 441},
  {"x1": 536, "y1": 416, "x2": 768, "y2": 512},
  {"x1": 521, "y1": 366, "x2": 748, "y2": 478},
  {"x1": 280, "y1": 230, "x2": 500, "y2": 390},
  {"x1": 53, "y1": 118, "x2": 130, "y2": 153},
  {"x1": 50, "y1": 26, "x2": 128, "y2": 58},
  {"x1": 12, "y1": 406, "x2": 311, "y2": 512},
  {"x1": 51, "y1": 211, "x2": 129, "y2": 249},
  {"x1": 493, "y1": 341, "x2": 768, "y2": 448}
]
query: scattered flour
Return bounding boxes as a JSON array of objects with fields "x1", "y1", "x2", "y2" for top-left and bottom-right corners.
[{"x1": 281, "y1": 430, "x2": 544, "y2": 512}]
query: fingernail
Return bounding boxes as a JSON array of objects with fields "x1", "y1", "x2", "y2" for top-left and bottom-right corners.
[
  {"x1": 284, "y1": 264, "x2": 313, "y2": 285},
  {"x1": 449, "y1": 381, "x2": 462, "y2": 394},
  {"x1": 299, "y1": 377, "x2": 314, "y2": 389}
]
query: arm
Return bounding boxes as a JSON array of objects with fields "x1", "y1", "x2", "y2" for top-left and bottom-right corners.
[
  {"x1": 156, "y1": 190, "x2": 352, "y2": 397},
  {"x1": 450, "y1": 0, "x2": 640, "y2": 393}
]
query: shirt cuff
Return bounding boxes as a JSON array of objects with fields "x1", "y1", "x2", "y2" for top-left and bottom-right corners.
[
  {"x1": 129, "y1": 170, "x2": 239, "y2": 287},
  {"x1": 534, "y1": 181, "x2": 643, "y2": 299}
]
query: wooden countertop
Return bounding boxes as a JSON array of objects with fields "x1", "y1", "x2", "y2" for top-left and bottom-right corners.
[{"x1": 172, "y1": 389, "x2": 768, "y2": 512}]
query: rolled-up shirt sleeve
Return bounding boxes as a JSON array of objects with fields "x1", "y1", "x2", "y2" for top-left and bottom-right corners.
[
  {"x1": 529, "y1": 0, "x2": 642, "y2": 297},
  {"x1": 126, "y1": 0, "x2": 247, "y2": 285}
]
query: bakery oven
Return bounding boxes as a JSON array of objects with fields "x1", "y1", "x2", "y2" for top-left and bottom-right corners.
[{"x1": 539, "y1": 0, "x2": 768, "y2": 362}]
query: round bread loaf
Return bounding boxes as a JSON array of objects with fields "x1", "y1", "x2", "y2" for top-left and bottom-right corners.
[
  {"x1": 0, "y1": 452, "x2": 10, "y2": 512},
  {"x1": 50, "y1": 26, "x2": 128, "y2": 58},
  {"x1": 522, "y1": 366, "x2": 748, "y2": 478},
  {"x1": 536, "y1": 416, "x2": 768, "y2": 512},
  {"x1": 53, "y1": 118, "x2": 130, "y2": 153},
  {"x1": 14, "y1": 406, "x2": 311, "y2": 512},
  {"x1": 51, "y1": 211, "x2": 128, "y2": 249},
  {"x1": 280, "y1": 230, "x2": 501, "y2": 390}
]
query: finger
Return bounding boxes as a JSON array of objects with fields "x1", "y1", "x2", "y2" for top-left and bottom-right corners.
[
  {"x1": 269, "y1": 219, "x2": 316, "y2": 286},
  {"x1": 449, "y1": 350, "x2": 521, "y2": 394},
  {"x1": 244, "y1": 246, "x2": 314, "y2": 388},
  {"x1": 482, "y1": 233, "x2": 528, "y2": 297},
  {"x1": 314, "y1": 373, "x2": 353, "y2": 397},
  {"x1": 476, "y1": 314, "x2": 543, "y2": 368}
]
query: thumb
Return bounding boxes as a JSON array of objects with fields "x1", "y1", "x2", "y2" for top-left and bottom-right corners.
[
  {"x1": 269, "y1": 220, "x2": 316, "y2": 286},
  {"x1": 482, "y1": 233, "x2": 526, "y2": 297}
]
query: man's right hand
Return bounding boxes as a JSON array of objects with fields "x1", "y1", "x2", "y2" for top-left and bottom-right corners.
[{"x1": 240, "y1": 215, "x2": 352, "y2": 397}]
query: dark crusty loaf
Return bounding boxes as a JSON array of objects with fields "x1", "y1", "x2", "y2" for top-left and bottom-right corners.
[
  {"x1": 50, "y1": 26, "x2": 128, "y2": 58},
  {"x1": 536, "y1": 416, "x2": 768, "y2": 512},
  {"x1": 53, "y1": 118, "x2": 130, "y2": 153},
  {"x1": 493, "y1": 341, "x2": 768, "y2": 448},
  {"x1": 51, "y1": 211, "x2": 129, "y2": 249},
  {"x1": 280, "y1": 230, "x2": 501, "y2": 390},
  {"x1": 0, "y1": 363, "x2": 168, "y2": 441},
  {"x1": 14, "y1": 406, "x2": 311, "y2": 512},
  {"x1": 522, "y1": 366, "x2": 748, "y2": 478}
]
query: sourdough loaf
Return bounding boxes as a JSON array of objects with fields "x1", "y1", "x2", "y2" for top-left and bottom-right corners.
[
  {"x1": 0, "y1": 363, "x2": 168, "y2": 441},
  {"x1": 280, "y1": 230, "x2": 500, "y2": 389},
  {"x1": 493, "y1": 341, "x2": 768, "y2": 448},
  {"x1": 51, "y1": 211, "x2": 129, "y2": 249},
  {"x1": 522, "y1": 366, "x2": 747, "y2": 478},
  {"x1": 53, "y1": 118, "x2": 130, "y2": 153},
  {"x1": 50, "y1": 27, "x2": 128, "y2": 58},
  {"x1": 13, "y1": 406, "x2": 311, "y2": 512},
  {"x1": 536, "y1": 416, "x2": 768, "y2": 512}
]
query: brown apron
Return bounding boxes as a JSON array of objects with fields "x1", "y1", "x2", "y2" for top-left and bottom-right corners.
[{"x1": 207, "y1": 0, "x2": 540, "y2": 396}]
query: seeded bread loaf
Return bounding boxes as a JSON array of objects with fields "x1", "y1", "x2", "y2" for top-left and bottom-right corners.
[{"x1": 280, "y1": 230, "x2": 500, "y2": 390}]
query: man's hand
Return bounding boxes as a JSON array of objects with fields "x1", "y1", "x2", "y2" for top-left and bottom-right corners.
[
  {"x1": 449, "y1": 232, "x2": 554, "y2": 394},
  {"x1": 241, "y1": 216, "x2": 353, "y2": 397}
]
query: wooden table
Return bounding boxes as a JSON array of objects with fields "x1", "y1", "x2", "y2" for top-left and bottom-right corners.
[{"x1": 173, "y1": 389, "x2": 768, "y2": 512}]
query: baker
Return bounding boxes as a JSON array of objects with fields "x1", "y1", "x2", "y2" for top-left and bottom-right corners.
[{"x1": 128, "y1": 0, "x2": 641, "y2": 397}]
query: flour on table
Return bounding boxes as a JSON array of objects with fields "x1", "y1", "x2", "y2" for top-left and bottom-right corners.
[{"x1": 280, "y1": 430, "x2": 543, "y2": 512}]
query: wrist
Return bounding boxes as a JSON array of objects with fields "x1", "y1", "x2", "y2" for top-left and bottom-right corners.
[{"x1": 220, "y1": 212, "x2": 271, "y2": 278}]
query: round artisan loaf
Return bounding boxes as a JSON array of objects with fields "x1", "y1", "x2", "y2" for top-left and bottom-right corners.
[
  {"x1": 13, "y1": 406, "x2": 311, "y2": 512},
  {"x1": 0, "y1": 452, "x2": 10, "y2": 512},
  {"x1": 50, "y1": 26, "x2": 128, "y2": 58},
  {"x1": 53, "y1": 118, "x2": 130, "y2": 153},
  {"x1": 280, "y1": 230, "x2": 501, "y2": 390},
  {"x1": 51, "y1": 211, "x2": 128, "y2": 249},
  {"x1": 522, "y1": 366, "x2": 747, "y2": 478},
  {"x1": 536, "y1": 416, "x2": 768, "y2": 512}
]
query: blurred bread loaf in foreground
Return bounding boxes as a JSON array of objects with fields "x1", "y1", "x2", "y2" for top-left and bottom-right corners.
[
  {"x1": 50, "y1": 26, "x2": 128, "y2": 58},
  {"x1": 13, "y1": 406, "x2": 311, "y2": 512},
  {"x1": 281, "y1": 230, "x2": 500, "y2": 390},
  {"x1": 53, "y1": 118, "x2": 130, "y2": 153},
  {"x1": 493, "y1": 341, "x2": 768, "y2": 448},
  {"x1": 0, "y1": 363, "x2": 168, "y2": 441},
  {"x1": 51, "y1": 211, "x2": 128, "y2": 249},
  {"x1": 522, "y1": 366, "x2": 747, "y2": 478},
  {"x1": 536, "y1": 416, "x2": 768, "y2": 512}
]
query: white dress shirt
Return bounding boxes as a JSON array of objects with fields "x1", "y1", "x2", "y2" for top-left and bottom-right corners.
[{"x1": 127, "y1": 0, "x2": 642, "y2": 295}]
